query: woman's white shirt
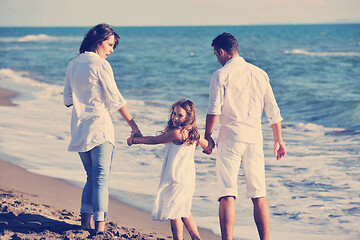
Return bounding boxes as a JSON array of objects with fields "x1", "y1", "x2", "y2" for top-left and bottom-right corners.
[{"x1": 63, "y1": 51, "x2": 126, "y2": 152}]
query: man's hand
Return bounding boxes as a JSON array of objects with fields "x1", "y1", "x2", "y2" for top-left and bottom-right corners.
[
  {"x1": 271, "y1": 122, "x2": 286, "y2": 160},
  {"x1": 274, "y1": 140, "x2": 286, "y2": 160},
  {"x1": 203, "y1": 136, "x2": 215, "y2": 155},
  {"x1": 202, "y1": 147, "x2": 212, "y2": 155}
]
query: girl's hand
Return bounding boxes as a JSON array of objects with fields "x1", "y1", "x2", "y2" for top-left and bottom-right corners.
[{"x1": 130, "y1": 129, "x2": 183, "y2": 145}]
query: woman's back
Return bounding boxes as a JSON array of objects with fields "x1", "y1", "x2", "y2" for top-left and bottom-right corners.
[{"x1": 64, "y1": 52, "x2": 121, "y2": 152}]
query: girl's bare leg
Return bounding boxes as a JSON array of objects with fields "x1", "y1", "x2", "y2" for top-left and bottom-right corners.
[
  {"x1": 170, "y1": 219, "x2": 184, "y2": 240},
  {"x1": 182, "y1": 213, "x2": 202, "y2": 240}
]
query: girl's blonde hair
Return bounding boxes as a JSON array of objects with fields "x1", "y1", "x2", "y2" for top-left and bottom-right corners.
[{"x1": 163, "y1": 99, "x2": 200, "y2": 145}]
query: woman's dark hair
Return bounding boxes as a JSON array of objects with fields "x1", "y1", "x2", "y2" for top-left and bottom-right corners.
[
  {"x1": 212, "y1": 32, "x2": 239, "y2": 55},
  {"x1": 79, "y1": 23, "x2": 120, "y2": 54}
]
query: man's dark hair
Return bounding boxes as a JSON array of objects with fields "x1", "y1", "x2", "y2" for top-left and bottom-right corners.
[
  {"x1": 212, "y1": 32, "x2": 239, "y2": 55},
  {"x1": 79, "y1": 23, "x2": 120, "y2": 54}
]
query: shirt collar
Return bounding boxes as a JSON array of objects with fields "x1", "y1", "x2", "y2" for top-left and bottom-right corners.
[
  {"x1": 224, "y1": 56, "x2": 245, "y2": 66},
  {"x1": 84, "y1": 51, "x2": 100, "y2": 58},
  {"x1": 76, "y1": 51, "x2": 101, "y2": 62}
]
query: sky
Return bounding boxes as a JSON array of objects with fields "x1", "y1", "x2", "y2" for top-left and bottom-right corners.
[{"x1": 1, "y1": 0, "x2": 359, "y2": 27}]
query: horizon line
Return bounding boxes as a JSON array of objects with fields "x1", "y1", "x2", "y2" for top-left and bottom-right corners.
[{"x1": 1, "y1": 21, "x2": 360, "y2": 28}]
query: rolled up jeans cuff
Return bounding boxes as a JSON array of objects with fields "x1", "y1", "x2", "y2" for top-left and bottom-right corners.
[
  {"x1": 93, "y1": 211, "x2": 107, "y2": 222},
  {"x1": 80, "y1": 205, "x2": 107, "y2": 221}
]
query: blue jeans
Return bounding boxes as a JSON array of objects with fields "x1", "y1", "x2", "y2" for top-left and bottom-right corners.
[{"x1": 79, "y1": 142, "x2": 114, "y2": 221}]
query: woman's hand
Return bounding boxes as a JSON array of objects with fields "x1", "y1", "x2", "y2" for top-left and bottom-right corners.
[
  {"x1": 127, "y1": 136, "x2": 134, "y2": 146},
  {"x1": 127, "y1": 131, "x2": 142, "y2": 146}
]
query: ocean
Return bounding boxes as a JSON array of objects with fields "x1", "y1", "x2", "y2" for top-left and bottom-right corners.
[{"x1": 0, "y1": 24, "x2": 359, "y2": 239}]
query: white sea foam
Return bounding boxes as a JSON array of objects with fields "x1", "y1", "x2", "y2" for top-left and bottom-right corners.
[
  {"x1": 0, "y1": 35, "x2": 82, "y2": 43},
  {"x1": 18, "y1": 34, "x2": 57, "y2": 42},
  {"x1": 0, "y1": 68, "x2": 54, "y2": 87},
  {"x1": 285, "y1": 49, "x2": 360, "y2": 57},
  {"x1": 0, "y1": 68, "x2": 359, "y2": 240}
]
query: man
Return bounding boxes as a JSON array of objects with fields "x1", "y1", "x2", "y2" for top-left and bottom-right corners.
[{"x1": 205, "y1": 32, "x2": 286, "y2": 240}]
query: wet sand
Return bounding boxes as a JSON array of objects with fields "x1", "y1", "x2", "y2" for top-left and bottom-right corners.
[{"x1": 0, "y1": 87, "x2": 17, "y2": 106}]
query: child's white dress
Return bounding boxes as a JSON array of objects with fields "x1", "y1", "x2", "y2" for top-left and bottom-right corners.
[{"x1": 152, "y1": 141, "x2": 196, "y2": 220}]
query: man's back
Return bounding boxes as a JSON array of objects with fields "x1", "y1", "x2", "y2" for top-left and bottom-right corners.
[{"x1": 208, "y1": 56, "x2": 282, "y2": 143}]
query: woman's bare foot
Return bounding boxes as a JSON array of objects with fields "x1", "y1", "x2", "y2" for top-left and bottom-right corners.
[
  {"x1": 95, "y1": 221, "x2": 106, "y2": 233},
  {"x1": 81, "y1": 213, "x2": 92, "y2": 230}
]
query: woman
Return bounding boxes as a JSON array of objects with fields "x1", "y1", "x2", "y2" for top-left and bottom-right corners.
[{"x1": 63, "y1": 23, "x2": 141, "y2": 233}]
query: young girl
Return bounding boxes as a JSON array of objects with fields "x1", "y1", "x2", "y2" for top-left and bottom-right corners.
[{"x1": 128, "y1": 99, "x2": 209, "y2": 240}]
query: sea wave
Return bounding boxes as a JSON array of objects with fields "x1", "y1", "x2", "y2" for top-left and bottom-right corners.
[
  {"x1": 0, "y1": 34, "x2": 82, "y2": 43},
  {"x1": 0, "y1": 68, "x2": 53, "y2": 87},
  {"x1": 18, "y1": 34, "x2": 57, "y2": 42},
  {"x1": 284, "y1": 49, "x2": 360, "y2": 57},
  {"x1": 0, "y1": 68, "x2": 64, "y2": 100}
]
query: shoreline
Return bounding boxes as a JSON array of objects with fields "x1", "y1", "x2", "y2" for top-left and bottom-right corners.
[{"x1": 0, "y1": 87, "x2": 17, "y2": 106}]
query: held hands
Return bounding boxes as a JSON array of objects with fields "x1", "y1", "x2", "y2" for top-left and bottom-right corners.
[
  {"x1": 202, "y1": 136, "x2": 215, "y2": 155},
  {"x1": 127, "y1": 136, "x2": 134, "y2": 146},
  {"x1": 274, "y1": 140, "x2": 286, "y2": 160},
  {"x1": 127, "y1": 131, "x2": 142, "y2": 146}
]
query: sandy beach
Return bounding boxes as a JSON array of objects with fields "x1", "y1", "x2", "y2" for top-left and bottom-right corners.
[{"x1": 0, "y1": 87, "x2": 220, "y2": 240}]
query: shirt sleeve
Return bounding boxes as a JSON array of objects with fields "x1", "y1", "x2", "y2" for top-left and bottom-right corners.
[
  {"x1": 98, "y1": 61, "x2": 127, "y2": 113},
  {"x1": 63, "y1": 63, "x2": 73, "y2": 107},
  {"x1": 264, "y1": 77, "x2": 283, "y2": 124},
  {"x1": 207, "y1": 70, "x2": 224, "y2": 115}
]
